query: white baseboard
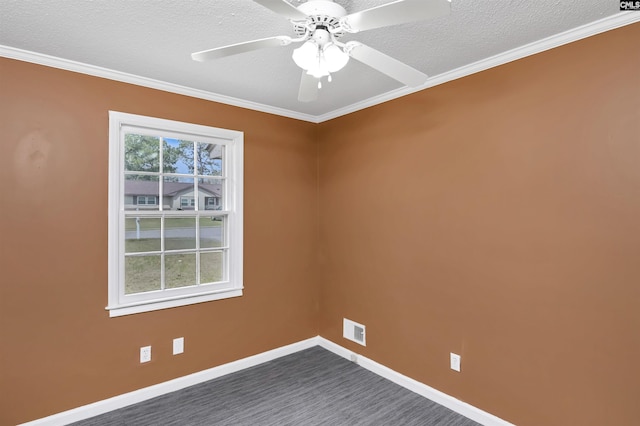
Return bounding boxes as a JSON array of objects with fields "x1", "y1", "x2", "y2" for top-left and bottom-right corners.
[
  {"x1": 317, "y1": 337, "x2": 515, "y2": 426},
  {"x1": 21, "y1": 336, "x2": 513, "y2": 426},
  {"x1": 19, "y1": 338, "x2": 318, "y2": 426}
]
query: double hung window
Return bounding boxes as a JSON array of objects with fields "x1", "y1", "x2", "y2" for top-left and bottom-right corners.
[{"x1": 108, "y1": 112, "x2": 243, "y2": 317}]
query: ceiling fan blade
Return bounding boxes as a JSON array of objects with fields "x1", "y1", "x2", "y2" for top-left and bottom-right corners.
[
  {"x1": 192, "y1": 36, "x2": 292, "y2": 62},
  {"x1": 298, "y1": 71, "x2": 319, "y2": 103},
  {"x1": 341, "y1": 0, "x2": 450, "y2": 33},
  {"x1": 345, "y1": 42, "x2": 428, "y2": 87},
  {"x1": 253, "y1": 0, "x2": 308, "y2": 21}
]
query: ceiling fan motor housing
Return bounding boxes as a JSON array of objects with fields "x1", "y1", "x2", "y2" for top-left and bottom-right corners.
[{"x1": 293, "y1": 0, "x2": 347, "y2": 38}]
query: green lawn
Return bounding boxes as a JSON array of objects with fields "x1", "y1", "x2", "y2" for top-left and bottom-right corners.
[
  {"x1": 124, "y1": 238, "x2": 223, "y2": 295},
  {"x1": 125, "y1": 217, "x2": 222, "y2": 231}
]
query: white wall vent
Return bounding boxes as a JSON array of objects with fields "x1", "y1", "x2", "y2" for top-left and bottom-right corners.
[{"x1": 343, "y1": 318, "x2": 366, "y2": 346}]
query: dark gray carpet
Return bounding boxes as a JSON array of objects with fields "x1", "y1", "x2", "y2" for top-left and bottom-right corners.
[{"x1": 71, "y1": 346, "x2": 481, "y2": 426}]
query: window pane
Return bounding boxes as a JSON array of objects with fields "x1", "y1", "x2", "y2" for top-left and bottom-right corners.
[
  {"x1": 198, "y1": 178, "x2": 224, "y2": 210},
  {"x1": 125, "y1": 134, "x2": 160, "y2": 173},
  {"x1": 125, "y1": 175, "x2": 159, "y2": 211},
  {"x1": 197, "y1": 142, "x2": 224, "y2": 176},
  {"x1": 125, "y1": 255, "x2": 161, "y2": 294},
  {"x1": 125, "y1": 218, "x2": 161, "y2": 253},
  {"x1": 164, "y1": 139, "x2": 193, "y2": 174},
  {"x1": 200, "y1": 217, "x2": 224, "y2": 248},
  {"x1": 163, "y1": 176, "x2": 194, "y2": 211},
  {"x1": 165, "y1": 253, "x2": 196, "y2": 289},
  {"x1": 165, "y1": 217, "x2": 196, "y2": 250},
  {"x1": 200, "y1": 251, "x2": 224, "y2": 284}
]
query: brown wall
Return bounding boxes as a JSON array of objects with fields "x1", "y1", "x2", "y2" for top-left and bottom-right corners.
[
  {"x1": 0, "y1": 58, "x2": 319, "y2": 425},
  {"x1": 2, "y1": 23, "x2": 639, "y2": 426},
  {"x1": 317, "y1": 23, "x2": 640, "y2": 426}
]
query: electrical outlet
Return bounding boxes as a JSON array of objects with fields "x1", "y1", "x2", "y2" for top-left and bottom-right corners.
[
  {"x1": 140, "y1": 346, "x2": 152, "y2": 363},
  {"x1": 450, "y1": 353, "x2": 461, "y2": 372},
  {"x1": 173, "y1": 337, "x2": 184, "y2": 355}
]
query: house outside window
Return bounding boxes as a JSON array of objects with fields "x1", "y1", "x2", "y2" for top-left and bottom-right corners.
[
  {"x1": 180, "y1": 196, "x2": 196, "y2": 209},
  {"x1": 205, "y1": 196, "x2": 221, "y2": 210},
  {"x1": 108, "y1": 111, "x2": 244, "y2": 317},
  {"x1": 137, "y1": 195, "x2": 157, "y2": 205}
]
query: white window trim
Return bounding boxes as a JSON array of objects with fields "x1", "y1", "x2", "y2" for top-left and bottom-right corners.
[{"x1": 107, "y1": 111, "x2": 243, "y2": 317}]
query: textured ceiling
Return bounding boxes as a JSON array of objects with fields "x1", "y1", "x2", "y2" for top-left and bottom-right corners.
[{"x1": 0, "y1": 1, "x2": 636, "y2": 121}]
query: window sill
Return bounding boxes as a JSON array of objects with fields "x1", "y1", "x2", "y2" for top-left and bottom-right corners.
[{"x1": 106, "y1": 288, "x2": 243, "y2": 317}]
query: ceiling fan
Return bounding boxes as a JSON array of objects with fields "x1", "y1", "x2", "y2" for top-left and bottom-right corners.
[{"x1": 192, "y1": 0, "x2": 451, "y2": 102}]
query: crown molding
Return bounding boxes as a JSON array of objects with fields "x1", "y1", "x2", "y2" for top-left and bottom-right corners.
[
  {"x1": 2, "y1": 12, "x2": 638, "y2": 124},
  {"x1": 315, "y1": 11, "x2": 640, "y2": 123},
  {"x1": 0, "y1": 45, "x2": 319, "y2": 123}
]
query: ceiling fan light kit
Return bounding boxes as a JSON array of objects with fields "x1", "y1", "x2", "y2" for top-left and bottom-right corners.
[
  {"x1": 292, "y1": 32, "x2": 350, "y2": 79},
  {"x1": 192, "y1": 0, "x2": 451, "y2": 102}
]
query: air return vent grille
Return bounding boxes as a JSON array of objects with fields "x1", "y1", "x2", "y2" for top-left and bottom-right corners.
[{"x1": 343, "y1": 318, "x2": 366, "y2": 346}]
